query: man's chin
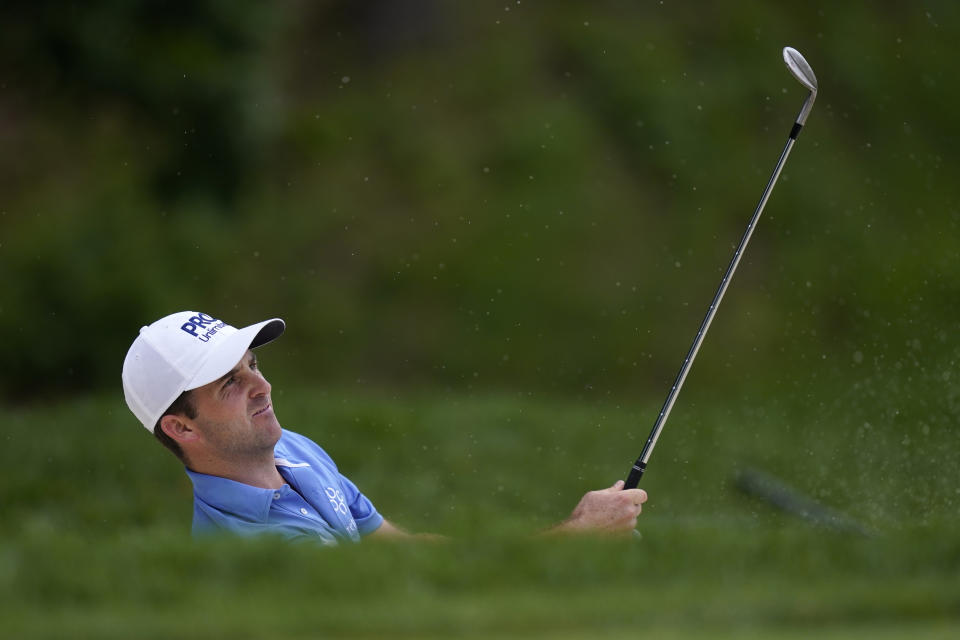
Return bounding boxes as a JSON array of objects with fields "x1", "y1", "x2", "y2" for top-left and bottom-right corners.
[{"x1": 261, "y1": 416, "x2": 283, "y2": 439}]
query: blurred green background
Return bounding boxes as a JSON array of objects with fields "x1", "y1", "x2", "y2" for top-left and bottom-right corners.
[{"x1": 1, "y1": 1, "x2": 958, "y2": 637}]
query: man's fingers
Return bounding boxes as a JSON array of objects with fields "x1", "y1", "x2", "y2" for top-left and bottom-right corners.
[
  {"x1": 618, "y1": 488, "x2": 647, "y2": 505},
  {"x1": 607, "y1": 483, "x2": 648, "y2": 515},
  {"x1": 621, "y1": 489, "x2": 647, "y2": 519},
  {"x1": 606, "y1": 480, "x2": 646, "y2": 502}
]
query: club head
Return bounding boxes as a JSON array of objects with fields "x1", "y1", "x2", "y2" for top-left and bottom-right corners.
[
  {"x1": 783, "y1": 47, "x2": 818, "y2": 94},
  {"x1": 783, "y1": 47, "x2": 818, "y2": 126}
]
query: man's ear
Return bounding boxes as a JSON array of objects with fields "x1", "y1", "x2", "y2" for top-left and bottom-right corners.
[{"x1": 159, "y1": 414, "x2": 200, "y2": 445}]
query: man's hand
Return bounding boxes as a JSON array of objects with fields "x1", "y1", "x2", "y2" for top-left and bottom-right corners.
[{"x1": 546, "y1": 480, "x2": 648, "y2": 536}]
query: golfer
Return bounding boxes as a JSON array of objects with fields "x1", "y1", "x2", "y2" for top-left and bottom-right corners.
[{"x1": 122, "y1": 311, "x2": 648, "y2": 544}]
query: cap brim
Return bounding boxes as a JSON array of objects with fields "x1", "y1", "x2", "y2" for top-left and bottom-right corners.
[{"x1": 184, "y1": 318, "x2": 285, "y2": 391}]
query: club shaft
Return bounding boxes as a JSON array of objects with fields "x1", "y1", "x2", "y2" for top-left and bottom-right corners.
[{"x1": 624, "y1": 123, "x2": 804, "y2": 490}]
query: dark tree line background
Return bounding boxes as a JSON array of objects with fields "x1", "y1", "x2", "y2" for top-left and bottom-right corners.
[{"x1": 2, "y1": 1, "x2": 957, "y2": 403}]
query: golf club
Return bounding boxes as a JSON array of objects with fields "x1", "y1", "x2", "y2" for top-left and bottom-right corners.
[
  {"x1": 734, "y1": 467, "x2": 873, "y2": 537},
  {"x1": 624, "y1": 47, "x2": 818, "y2": 490}
]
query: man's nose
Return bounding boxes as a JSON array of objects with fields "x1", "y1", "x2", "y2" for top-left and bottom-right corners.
[{"x1": 250, "y1": 372, "x2": 271, "y2": 397}]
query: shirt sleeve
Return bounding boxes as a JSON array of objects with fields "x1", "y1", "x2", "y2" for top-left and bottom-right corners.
[
  {"x1": 281, "y1": 429, "x2": 385, "y2": 538},
  {"x1": 337, "y1": 472, "x2": 384, "y2": 536}
]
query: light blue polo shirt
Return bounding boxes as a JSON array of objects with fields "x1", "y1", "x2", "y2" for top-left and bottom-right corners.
[{"x1": 185, "y1": 429, "x2": 384, "y2": 545}]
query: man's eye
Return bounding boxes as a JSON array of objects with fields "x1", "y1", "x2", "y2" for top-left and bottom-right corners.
[{"x1": 224, "y1": 376, "x2": 236, "y2": 387}]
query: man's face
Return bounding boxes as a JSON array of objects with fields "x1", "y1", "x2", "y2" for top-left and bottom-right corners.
[{"x1": 187, "y1": 350, "x2": 282, "y2": 459}]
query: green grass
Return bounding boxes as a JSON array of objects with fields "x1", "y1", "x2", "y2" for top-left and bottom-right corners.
[{"x1": 2, "y1": 381, "x2": 958, "y2": 638}]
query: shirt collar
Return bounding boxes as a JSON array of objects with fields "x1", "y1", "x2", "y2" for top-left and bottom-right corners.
[
  {"x1": 185, "y1": 434, "x2": 314, "y2": 523},
  {"x1": 186, "y1": 468, "x2": 277, "y2": 522},
  {"x1": 272, "y1": 433, "x2": 305, "y2": 466}
]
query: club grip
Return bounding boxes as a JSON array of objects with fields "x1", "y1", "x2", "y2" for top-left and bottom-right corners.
[{"x1": 624, "y1": 461, "x2": 646, "y2": 489}]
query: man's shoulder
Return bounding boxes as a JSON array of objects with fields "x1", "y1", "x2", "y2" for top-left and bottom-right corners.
[
  {"x1": 276, "y1": 428, "x2": 336, "y2": 467},
  {"x1": 277, "y1": 427, "x2": 322, "y2": 450},
  {"x1": 278, "y1": 427, "x2": 311, "y2": 446}
]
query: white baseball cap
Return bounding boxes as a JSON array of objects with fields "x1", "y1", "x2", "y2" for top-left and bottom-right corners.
[{"x1": 122, "y1": 311, "x2": 285, "y2": 432}]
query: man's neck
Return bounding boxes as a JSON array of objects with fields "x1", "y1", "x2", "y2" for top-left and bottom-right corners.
[{"x1": 187, "y1": 453, "x2": 285, "y2": 490}]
